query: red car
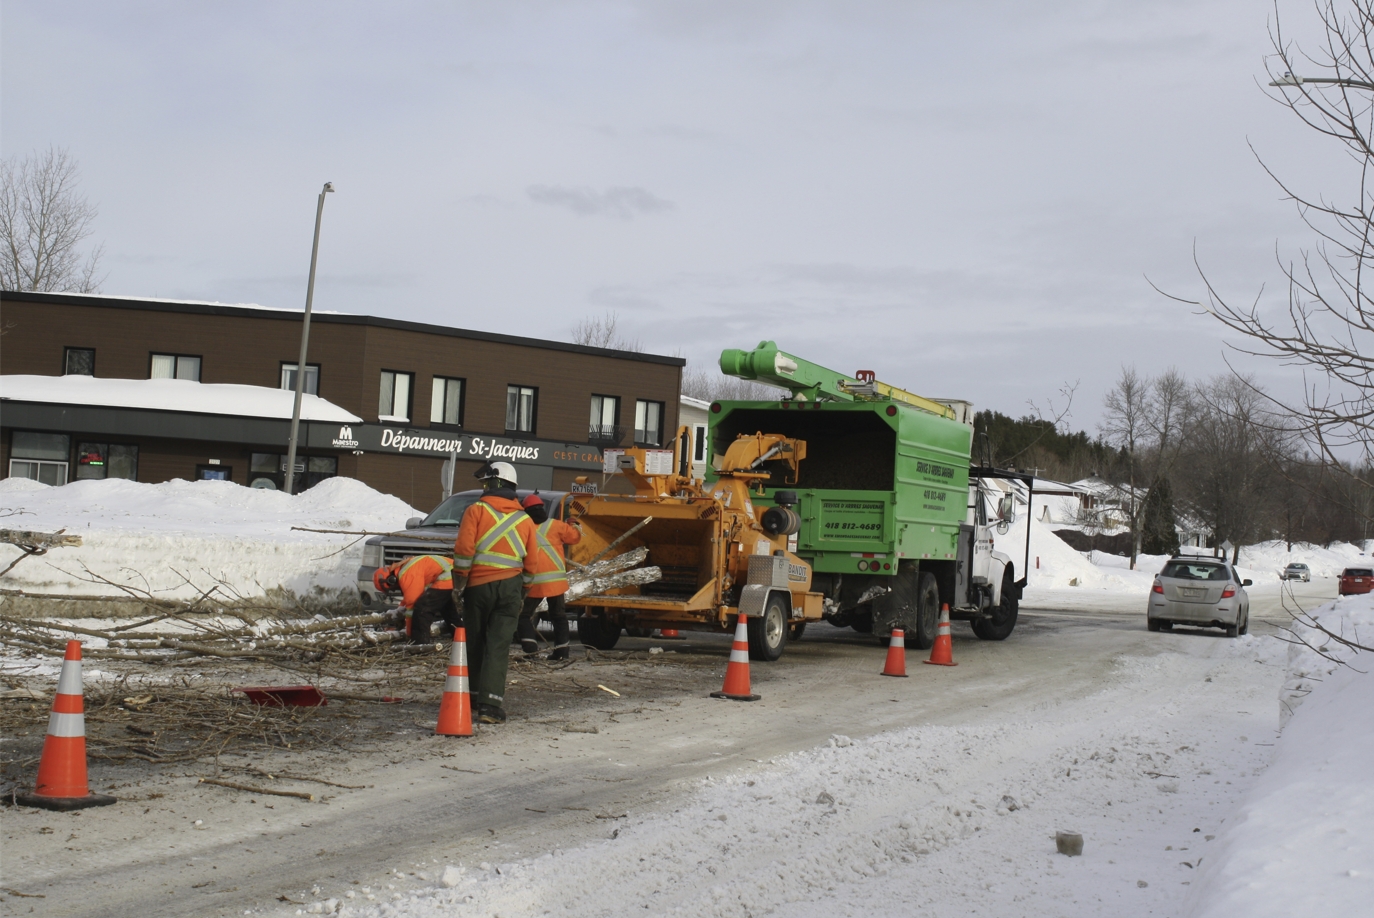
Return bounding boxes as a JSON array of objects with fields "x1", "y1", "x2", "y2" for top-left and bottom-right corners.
[{"x1": 1338, "y1": 567, "x2": 1374, "y2": 596}]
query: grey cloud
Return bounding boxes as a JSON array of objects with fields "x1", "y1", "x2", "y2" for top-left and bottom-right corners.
[{"x1": 527, "y1": 185, "x2": 675, "y2": 219}]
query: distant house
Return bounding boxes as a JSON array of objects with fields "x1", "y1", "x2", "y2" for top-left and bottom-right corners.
[{"x1": 680, "y1": 395, "x2": 711, "y2": 480}]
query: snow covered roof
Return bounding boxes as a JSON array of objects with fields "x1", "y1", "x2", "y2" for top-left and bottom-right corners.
[
  {"x1": 53, "y1": 291, "x2": 350, "y2": 315},
  {"x1": 681, "y1": 395, "x2": 712, "y2": 411},
  {"x1": 0, "y1": 374, "x2": 361, "y2": 423}
]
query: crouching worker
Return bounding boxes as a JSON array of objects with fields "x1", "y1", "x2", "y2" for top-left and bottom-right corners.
[
  {"x1": 373, "y1": 554, "x2": 458, "y2": 643},
  {"x1": 518, "y1": 494, "x2": 581, "y2": 661},
  {"x1": 452, "y1": 461, "x2": 539, "y2": 725}
]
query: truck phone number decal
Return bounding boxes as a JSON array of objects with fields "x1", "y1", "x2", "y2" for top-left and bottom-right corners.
[{"x1": 819, "y1": 500, "x2": 885, "y2": 540}]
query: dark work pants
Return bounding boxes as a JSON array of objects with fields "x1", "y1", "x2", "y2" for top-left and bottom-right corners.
[
  {"x1": 518, "y1": 593, "x2": 570, "y2": 652},
  {"x1": 462, "y1": 576, "x2": 524, "y2": 710},
  {"x1": 409, "y1": 586, "x2": 456, "y2": 643}
]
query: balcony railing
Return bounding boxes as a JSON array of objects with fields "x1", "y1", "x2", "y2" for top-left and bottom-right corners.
[{"x1": 588, "y1": 424, "x2": 626, "y2": 445}]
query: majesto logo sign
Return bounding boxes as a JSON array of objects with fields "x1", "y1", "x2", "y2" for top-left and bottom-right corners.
[{"x1": 332, "y1": 426, "x2": 360, "y2": 449}]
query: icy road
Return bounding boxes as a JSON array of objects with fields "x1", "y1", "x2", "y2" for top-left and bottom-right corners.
[{"x1": 4, "y1": 584, "x2": 1326, "y2": 918}]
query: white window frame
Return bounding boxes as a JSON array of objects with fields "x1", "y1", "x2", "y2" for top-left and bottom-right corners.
[
  {"x1": 280, "y1": 362, "x2": 320, "y2": 396},
  {"x1": 63, "y1": 347, "x2": 95, "y2": 376},
  {"x1": 379, "y1": 370, "x2": 414, "y2": 423},
  {"x1": 693, "y1": 424, "x2": 708, "y2": 462},
  {"x1": 431, "y1": 377, "x2": 465, "y2": 427},
  {"x1": 506, "y1": 384, "x2": 537, "y2": 433},
  {"x1": 9, "y1": 459, "x2": 68, "y2": 486},
  {"x1": 635, "y1": 399, "x2": 664, "y2": 447},
  {"x1": 150, "y1": 353, "x2": 202, "y2": 381},
  {"x1": 589, "y1": 394, "x2": 619, "y2": 440}
]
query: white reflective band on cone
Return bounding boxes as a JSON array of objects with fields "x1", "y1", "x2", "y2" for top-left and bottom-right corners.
[
  {"x1": 47, "y1": 711, "x2": 85, "y2": 738},
  {"x1": 444, "y1": 676, "x2": 470, "y2": 694},
  {"x1": 729, "y1": 648, "x2": 750, "y2": 664},
  {"x1": 56, "y1": 661, "x2": 83, "y2": 695}
]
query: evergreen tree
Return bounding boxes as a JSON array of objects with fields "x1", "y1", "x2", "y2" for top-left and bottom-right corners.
[{"x1": 1140, "y1": 475, "x2": 1180, "y2": 556}]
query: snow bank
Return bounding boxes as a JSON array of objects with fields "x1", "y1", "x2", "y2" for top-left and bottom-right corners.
[
  {"x1": 1185, "y1": 593, "x2": 1374, "y2": 918},
  {"x1": 992, "y1": 516, "x2": 1153, "y2": 593},
  {"x1": 0, "y1": 374, "x2": 361, "y2": 422},
  {"x1": 0, "y1": 476, "x2": 418, "y2": 603}
]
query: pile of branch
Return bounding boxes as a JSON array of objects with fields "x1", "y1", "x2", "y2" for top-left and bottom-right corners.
[{"x1": 565, "y1": 546, "x2": 661, "y2": 601}]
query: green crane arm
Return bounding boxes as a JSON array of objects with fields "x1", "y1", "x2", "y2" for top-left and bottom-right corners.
[{"x1": 718, "y1": 340, "x2": 955, "y2": 419}]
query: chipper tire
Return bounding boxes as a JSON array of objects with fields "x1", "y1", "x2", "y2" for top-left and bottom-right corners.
[
  {"x1": 970, "y1": 569, "x2": 1018, "y2": 641},
  {"x1": 747, "y1": 596, "x2": 788, "y2": 662},
  {"x1": 576, "y1": 613, "x2": 621, "y2": 651}
]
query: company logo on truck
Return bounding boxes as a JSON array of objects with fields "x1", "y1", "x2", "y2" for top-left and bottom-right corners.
[{"x1": 916, "y1": 460, "x2": 955, "y2": 480}]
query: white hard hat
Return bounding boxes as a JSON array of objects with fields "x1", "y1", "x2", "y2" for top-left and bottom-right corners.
[{"x1": 476, "y1": 460, "x2": 518, "y2": 485}]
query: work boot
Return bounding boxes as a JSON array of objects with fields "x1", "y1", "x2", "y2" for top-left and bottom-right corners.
[
  {"x1": 548, "y1": 643, "x2": 570, "y2": 662},
  {"x1": 520, "y1": 638, "x2": 540, "y2": 659},
  {"x1": 476, "y1": 704, "x2": 507, "y2": 725}
]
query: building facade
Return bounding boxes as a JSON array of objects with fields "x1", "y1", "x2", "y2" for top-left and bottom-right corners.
[{"x1": 0, "y1": 291, "x2": 683, "y2": 510}]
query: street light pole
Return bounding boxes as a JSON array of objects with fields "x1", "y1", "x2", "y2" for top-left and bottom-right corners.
[
  {"x1": 284, "y1": 181, "x2": 335, "y2": 495},
  {"x1": 1270, "y1": 70, "x2": 1374, "y2": 91}
]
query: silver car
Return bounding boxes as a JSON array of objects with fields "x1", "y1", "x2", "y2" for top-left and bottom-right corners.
[
  {"x1": 1147, "y1": 557, "x2": 1251, "y2": 637},
  {"x1": 1282, "y1": 562, "x2": 1311, "y2": 582}
]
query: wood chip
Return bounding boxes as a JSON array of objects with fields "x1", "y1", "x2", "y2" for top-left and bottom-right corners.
[{"x1": 596, "y1": 684, "x2": 621, "y2": 697}]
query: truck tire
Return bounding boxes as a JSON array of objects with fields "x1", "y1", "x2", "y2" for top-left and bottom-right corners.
[
  {"x1": 910, "y1": 572, "x2": 940, "y2": 649},
  {"x1": 747, "y1": 595, "x2": 788, "y2": 662},
  {"x1": 576, "y1": 613, "x2": 621, "y2": 651},
  {"x1": 971, "y1": 570, "x2": 1018, "y2": 641}
]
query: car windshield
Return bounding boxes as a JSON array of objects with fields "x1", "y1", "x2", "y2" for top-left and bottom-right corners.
[
  {"x1": 422, "y1": 495, "x2": 479, "y2": 527},
  {"x1": 1344, "y1": 568, "x2": 1373, "y2": 577},
  {"x1": 1287, "y1": 564, "x2": 1308, "y2": 570},
  {"x1": 1161, "y1": 562, "x2": 1230, "y2": 581}
]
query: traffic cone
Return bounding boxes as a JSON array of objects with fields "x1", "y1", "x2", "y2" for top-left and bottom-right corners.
[
  {"x1": 881, "y1": 628, "x2": 908, "y2": 677},
  {"x1": 924, "y1": 604, "x2": 957, "y2": 667},
  {"x1": 660, "y1": 628, "x2": 683, "y2": 639},
  {"x1": 435, "y1": 628, "x2": 474, "y2": 736},
  {"x1": 710, "y1": 613, "x2": 760, "y2": 701},
  {"x1": 17, "y1": 641, "x2": 116, "y2": 811}
]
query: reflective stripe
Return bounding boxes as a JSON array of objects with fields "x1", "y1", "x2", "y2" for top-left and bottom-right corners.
[
  {"x1": 400, "y1": 555, "x2": 453, "y2": 583},
  {"x1": 56, "y1": 659, "x2": 82, "y2": 696},
  {"x1": 453, "y1": 557, "x2": 473, "y2": 570},
  {"x1": 729, "y1": 648, "x2": 750, "y2": 664},
  {"x1": 527, "y1": 570, "x2": 568, "y2": 584},
  {"x1": 47, "y1": 711, "x2": 85, "y2": 738},
  {"x1": 473, "y1": 505, "x2": 527, "y2": 569},
  {"x1": 536, "y1": 520, "x2": 567, "y2": 573},
  {"x1": 444, "y1": 676, "x2": 470, "y2": 694}
]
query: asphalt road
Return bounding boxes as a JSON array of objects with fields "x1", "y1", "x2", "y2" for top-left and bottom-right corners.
[{"x1": 2, "y1": 580, "x2": 1333, "y2": 917}]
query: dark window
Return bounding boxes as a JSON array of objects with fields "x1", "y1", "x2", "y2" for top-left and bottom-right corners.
[
  {"x1": 74, "y1": 442, "x2": 138, "y2": 481},
  {"x1": 693, "y1": 424, "x2": 708, "y2": 462},
  {"x1": 248, "y1": 452, "x2": 336, "y2": 492},
  {"x1": 379, "y1": 370, "x2": 414, "y2": 421},
  {"x1": 64, "y1": 347, "x2": 95, "y2": 376},
  {"x1": 431, "y1": 377, "x2": 465, "y2": 427},
  {"x1": 150, "y1": 353, "x2": 201, "y2": 381},
  {"x1": 1161, "y1": 561, "x2": 1229, "y2": 581},
  {"x1": 196, "y1": 464, "x2": 232, "y2": 481},
  {"x1": 589, "y1": 394, "x2": 621, "y2": 443},
  {"x1": 506, "y1": 385, "x2": 537, "y2": 434},
  {"x1": 9, "y1": 431, "x2": 71, "y2": 486},
  {"x1": 635, "y1": 399, "x2": 664, "y2": 447},
  {"x1": 280, "y1": 363, "x2": 320, "y2": 396}
]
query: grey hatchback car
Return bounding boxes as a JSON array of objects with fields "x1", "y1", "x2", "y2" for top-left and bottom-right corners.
[{"x1": 1147, "y1": 557, "x2": 1252, "y2": 637}]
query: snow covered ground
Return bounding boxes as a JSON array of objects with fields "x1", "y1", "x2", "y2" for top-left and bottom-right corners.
[{"x1": 0, "y1": 476, "x2": 417, "y2": 603}]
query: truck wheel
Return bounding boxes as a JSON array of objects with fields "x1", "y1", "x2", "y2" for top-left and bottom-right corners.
[
  {"x1": 970, "y1": 570, "x2": 1018, "y2": 641},
  {"x1": 905, "y1": 572, "x2": 940, "y2": 650},
  {"x1": 747, "y1": 596, "x2": 788, "y2": 662},
  {"x1": 576, "y1": 614, "x2": 621, "y2": 651}
]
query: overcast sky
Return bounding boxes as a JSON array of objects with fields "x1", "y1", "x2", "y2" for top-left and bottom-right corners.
[{"x1": 1, "y1": 1, "x2": 1349, "y2": 430}]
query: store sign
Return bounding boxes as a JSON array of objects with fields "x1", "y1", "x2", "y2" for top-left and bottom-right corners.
[{"x1": 312, "y1": 423, "x2": 606, "y2": 470}]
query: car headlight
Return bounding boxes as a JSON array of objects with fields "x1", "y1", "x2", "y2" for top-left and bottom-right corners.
[{"x1": 362, "y1": 543, "x2": 383, "y2": 568}]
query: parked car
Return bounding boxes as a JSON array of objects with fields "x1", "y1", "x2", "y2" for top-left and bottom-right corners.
[
  {"x1": 1147, "y1": 556, "x2": 1251, "y2": 637},
  {"x1": 357, "y1": 488, "x2": 570, "y2": 609},
  {"x1": 1282, "y1": 562, "x2": 1312, "y2": 582},
  {"x1": 1338, "y1": 567, "x2": 1374, "y2": 596}
]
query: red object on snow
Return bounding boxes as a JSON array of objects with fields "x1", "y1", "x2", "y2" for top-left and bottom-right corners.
[
  {"x1": 1339, "y1": 567, "x2": 1374, "y2": 596},
  {"x1": 233, "y1": 685, "x2": 327, "y2": 707}
]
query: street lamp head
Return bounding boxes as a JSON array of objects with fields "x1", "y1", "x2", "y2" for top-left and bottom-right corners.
[
  {"x1": 1270, "y1": 71, "x2": 1304, "y2": 86},
  {"x1": 322, "y1": 182, "x2": 336, "y2": 193}
]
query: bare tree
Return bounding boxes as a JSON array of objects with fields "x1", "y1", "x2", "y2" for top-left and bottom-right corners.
[
  {"x1": 0, "y1": 147, "x2": 104, "y2": 293},
  {"x1": 1099, "y1": 366, "x2": 1150, "y2": 568},
  {"x1": 569, "y1": 310, "x2": 642, "y2": 352},
  {"x1": 680, "y1": 362, "x2": 785, "y2": 402}
]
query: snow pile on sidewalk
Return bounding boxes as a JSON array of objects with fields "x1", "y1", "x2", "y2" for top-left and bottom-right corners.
[
  {"x1": 992, "y1": 516, "x2": 1153, "y2": 592},
  {"x1": 1185, "y1": 593, "x2": 1374, "y2": 917},
  {"x1": 1237, "y1": 540, "x2": 1370, "y2": 583},
  {"x1": 0, "y1": 477, "x2": 418, "y2": 603}
]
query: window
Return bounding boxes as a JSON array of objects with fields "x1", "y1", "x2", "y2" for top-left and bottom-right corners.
[
  {"x1": 150, "y1": 353, "x2": 201, "y2": 381},
  {"x1": 197, "y1": 465, "x2": 231, "y2": 481},
  {"x1": 75, "y1": 442, "x2": 138, "y2": 481},
  {"x1": 379, "y1": 370, "x2": 413, "y2": 422},
  {"x1": 430, "y1": 377, "x2": 465, "y2": 427},
  {"x1": 588, "y1": 394, "x2": 621, "y2": 443},
  {"x1": 64, "y1": 347, "x2": 95, "y2": 376},
  {"x1": 248, "y1": 453, "x2": 337, "y2": 492},
  {"x1": 635, "y1": 399, "x2": 664, "y2": 447},
  {"x1": 9, "y1": 432, "x2": 70, "y2": 486},
  {"x1": 693, "y1": 425, "x2": 708, "y2": 462},
  {"x1": 280, "y1": 363, "x2": 320, "y2": 396},
  {"x1": 506, "y1": 385, "x2": 537, "y2": 434}
]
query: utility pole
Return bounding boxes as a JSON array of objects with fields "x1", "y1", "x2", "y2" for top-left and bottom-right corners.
[{"x1": 283, "y1": 182, "x2": 335, "y2": 495}]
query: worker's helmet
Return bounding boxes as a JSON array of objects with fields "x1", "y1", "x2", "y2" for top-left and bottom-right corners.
[
  {"x1": 521, "y1": 494, "x2": 544, "y2": 510},
  {"x1": 475, "y1": 460, "x2": 518, "y2": 487},
  {"x1": 373, "y1": 566, "x2": 399, "y2": 593}
]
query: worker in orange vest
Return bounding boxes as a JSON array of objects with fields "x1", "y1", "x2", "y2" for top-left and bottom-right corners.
[
  {"x1": 517, "y1": 494, "x2": 582, "y2": 661},
  {"x1": 452, "y1": 460, "x2": 539, "y2": 725},
  {"x1": 372, "y1": 553, "x2": 456, "y2": 643}
]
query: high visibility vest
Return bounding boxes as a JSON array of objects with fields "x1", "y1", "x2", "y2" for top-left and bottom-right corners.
[
  {"x1": 399, "y1": 554, "x2": 453, "y2": 586},
  {"x1": 454, "y1": 499, "x2": 536, "y2": 586},
  {"x1": 526, "y1": 518, "x2": 581, "y2": 598}
]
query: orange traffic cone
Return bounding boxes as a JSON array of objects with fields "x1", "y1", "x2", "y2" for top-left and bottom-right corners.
[
  {"x1": 17, "y1": 641, "x2": 116, "y2": 811},
  {"x1": 660, "y1": 628, "x2": 683, "y2": 639},
  {"x1": 924, "y1": 604, "x2": 957, "y2": 666},
  {"x1": 435, "y1": 628, "x2": 474, "y2": 736},
  {"x1": 711, "y1": 613, "x2": 760, "y2": 701},
  {"x1": 881, "y1": 627, "x2": 908, "y2": 677}
]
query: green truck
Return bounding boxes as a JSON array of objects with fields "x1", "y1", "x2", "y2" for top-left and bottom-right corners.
[{"x1": 709, "y1": 341, "x2": 1034, "y2": 656}]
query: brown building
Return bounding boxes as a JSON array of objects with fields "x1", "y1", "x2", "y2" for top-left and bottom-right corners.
[{"x1": 0, "y1": 291, "x2": 683, "y2": 510}]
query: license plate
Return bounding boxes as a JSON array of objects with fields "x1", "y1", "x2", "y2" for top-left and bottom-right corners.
[{"x1": 1181, "y1": 588, "x2": 1204, "y2": 598}]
